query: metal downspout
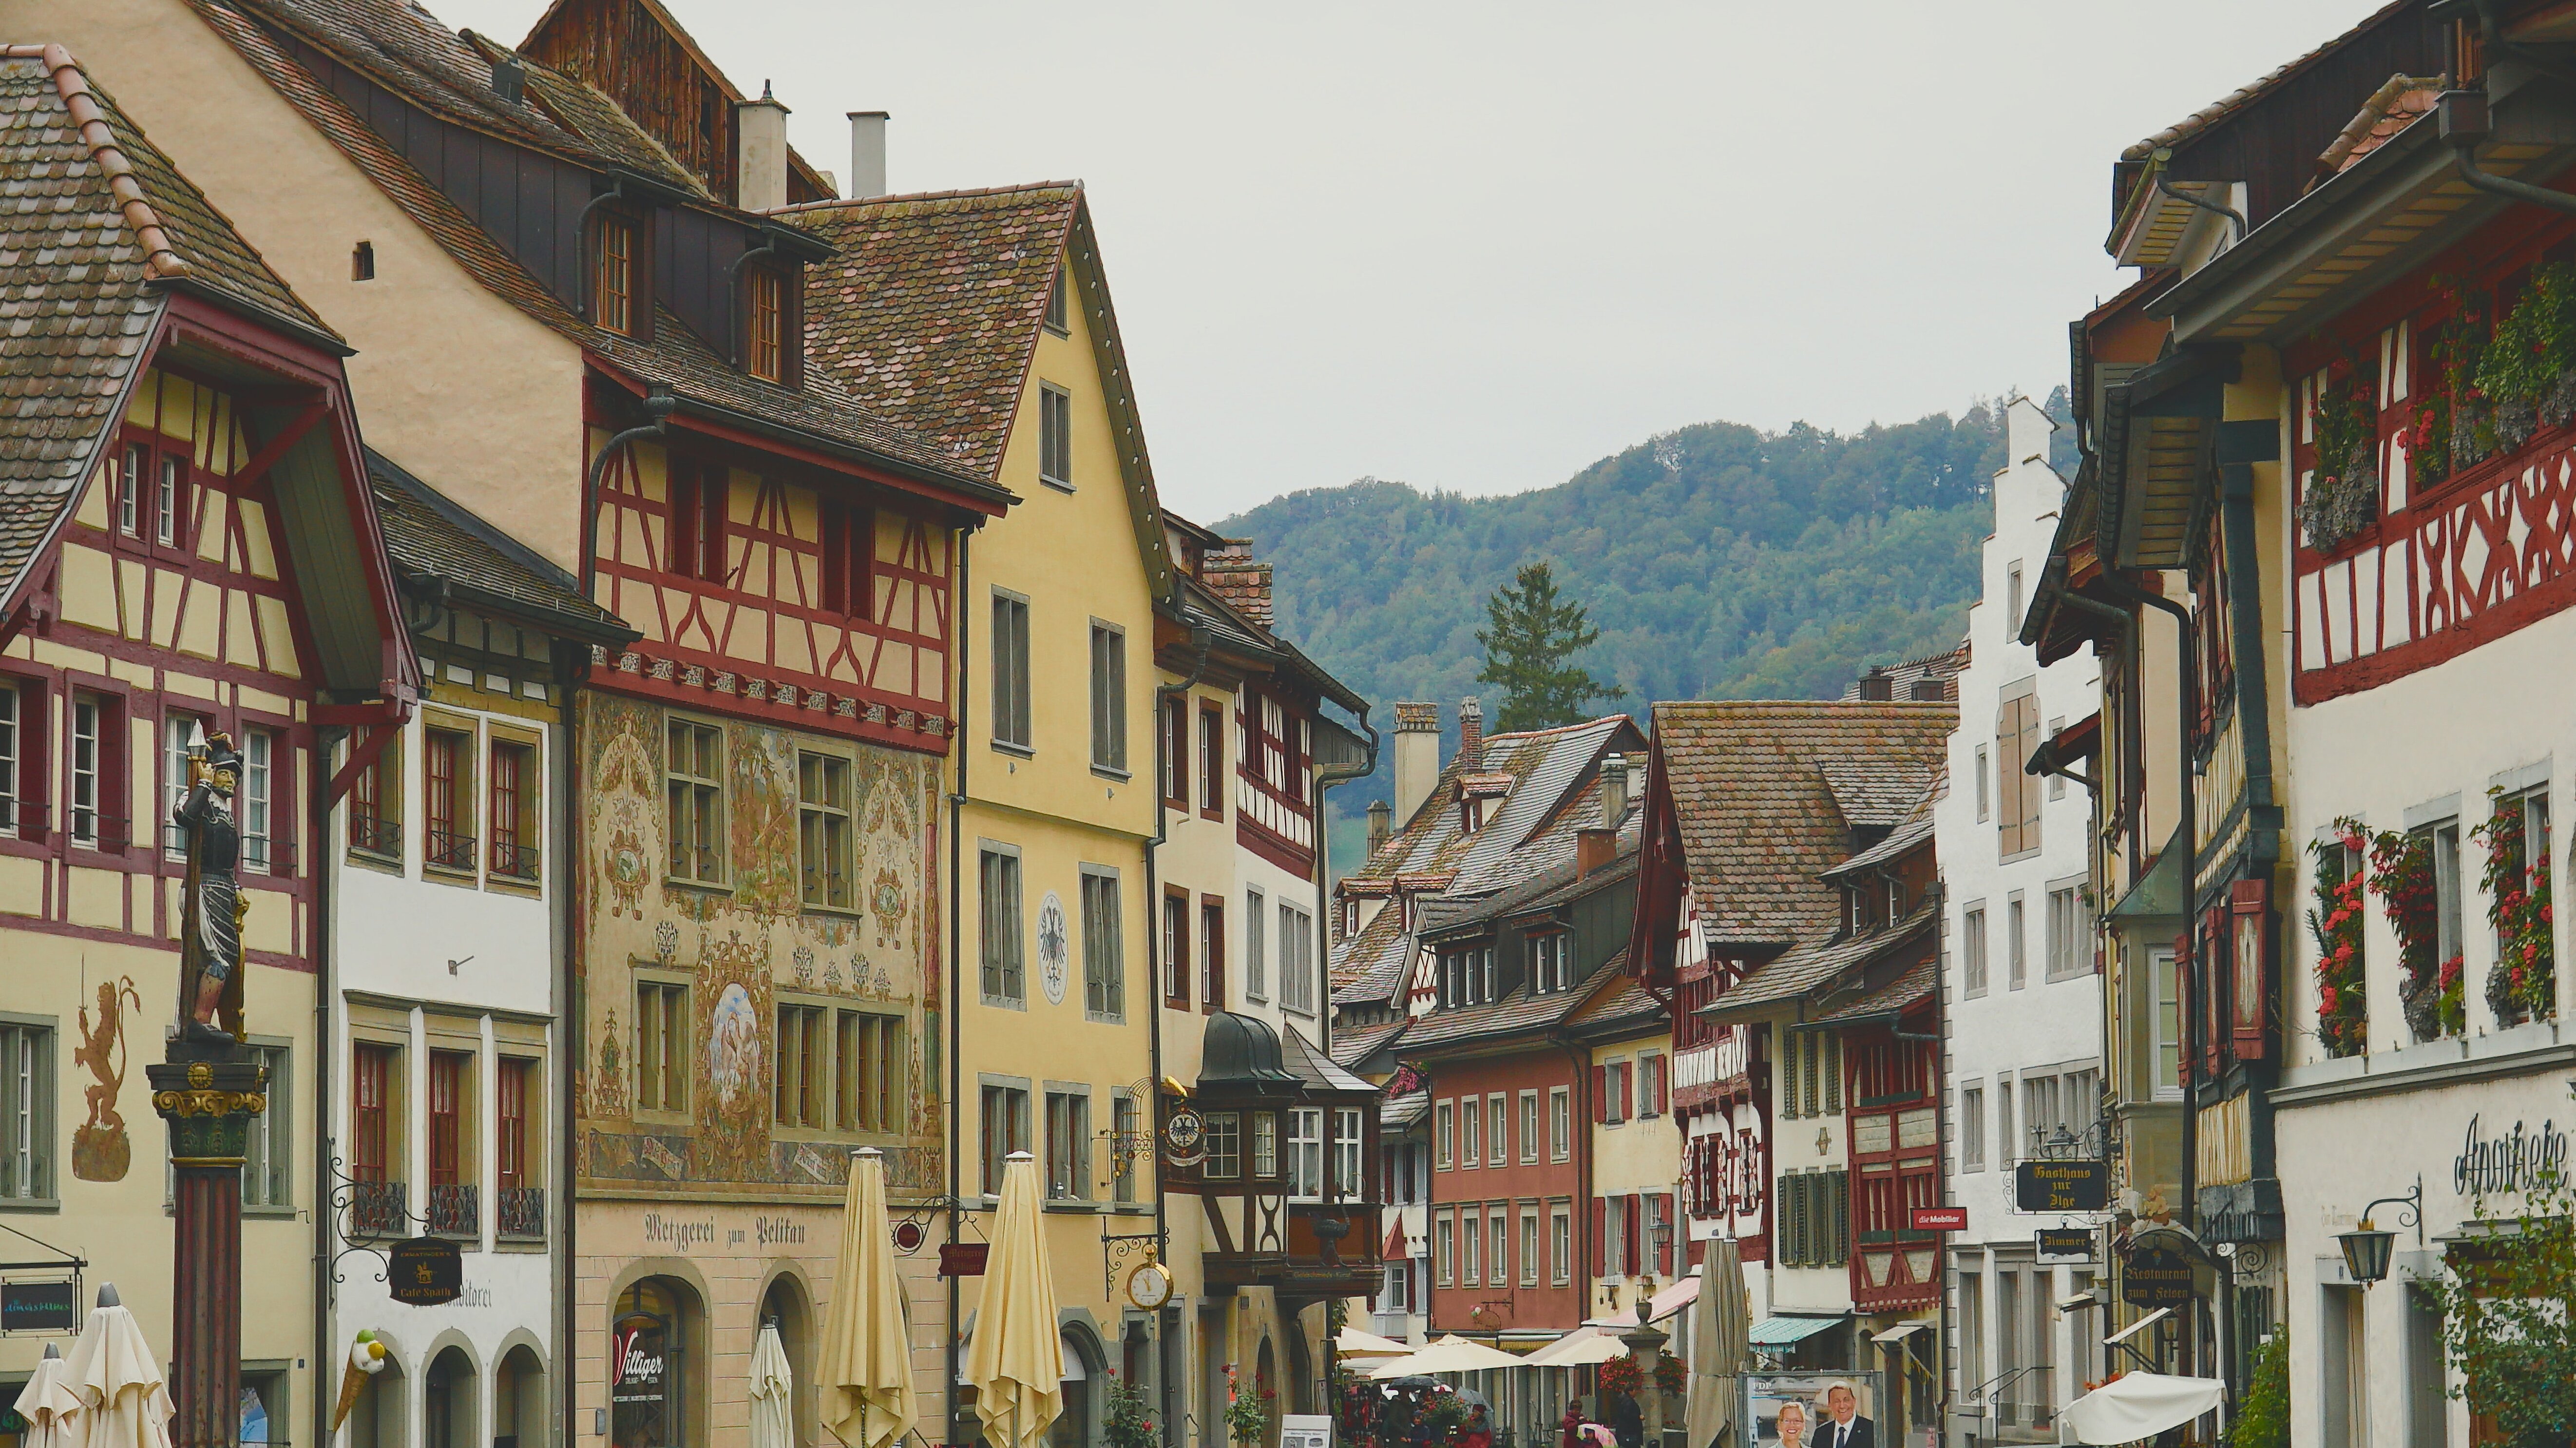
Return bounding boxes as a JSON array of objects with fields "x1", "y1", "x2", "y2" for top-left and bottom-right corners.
[
  {"x1": 578, "y1": 392, "x2": 675, "y2": 599},
  {"x1": 2149, "y1": 157, "x2": 2248, "y2": 245},
  {"x1": 310, "y1": 730, "x2": 337, "y2": 1448},
  {"x1": 1306, "y1": 707, "x2": 1374, "y2": 1406},
  {"x1": 554, "y1": 641, "x2": 590, "y2": 1448},
  {"x1": 1144, "y1": 628, "x2": 1210, "y2": 1436},
  {"x1": 947, "y1": 528, "x2": 971, "y2": 1448}
]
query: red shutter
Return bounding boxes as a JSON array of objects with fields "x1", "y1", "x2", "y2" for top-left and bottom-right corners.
[
  {"x1": 1654, "y1": 1057, "x2": 1670, "y2": 1115},
  {"x1": 2232, "y1": 879, "x2": 2271, "y2": 1060},
  {"x1": 1659, "y1": 1193, "x2": 1678, "y2": 1274},
  {"x1": 2173, "y1": 933, "x2": 2194, "y2": 1085},
  {"x1": 1623, "y1": 1195, "x2": 1642, "y2": 1275},
  {"x1": 1619, "y1": 1063, "x2": 1634, "y2": 1122},
  {"x1": 1593, "y1": 1065, "x2": 1608, "y2": 1123},
  {"x1": 1590, "y1": 1197, "x2": 1606, "y2": 1277}
]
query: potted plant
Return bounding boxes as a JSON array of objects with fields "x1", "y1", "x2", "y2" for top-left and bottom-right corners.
[
  {"x1": 2366, "y1": 827, "x2": 2464, "y2": 1039},
  {"x1": 2305, "y1": 363, "x2": 2380, "y2": 553},
  {"x1": 1102, "y1": 1370, "x2": 1159, "y2": 1448},
  {"x1": 2477, "y1": 260, "x2": 2576, "y2": 444},
  {"x1": 2473, "y1": 787, "x2": 2556, "y2": 1028},
  {"x1": 1220, "y1": 1367, "x2": 1274, "y2": 1448},
  {"x1": 2308, "y1": 820, "x2": 2370, "y2": 1057}
]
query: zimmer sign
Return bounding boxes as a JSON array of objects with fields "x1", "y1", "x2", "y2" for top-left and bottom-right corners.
[{"x1": 2015, "y1": 1159, "x2": 2108, "y2": 1212}]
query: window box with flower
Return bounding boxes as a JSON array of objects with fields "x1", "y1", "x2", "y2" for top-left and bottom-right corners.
[
  {"x1": 2365, "y1": 826, "x2": 2464, "y2": 1040},
  {"x1": 2307, "y1": 819, "x2": 2369, "y2": 1057},
  {"x1": 2303, "y1": 360, "x2": 2380, "y2": 555},
  {"x1": 2472, "y1": 785, "x2": 2555, "y2": 1028}
]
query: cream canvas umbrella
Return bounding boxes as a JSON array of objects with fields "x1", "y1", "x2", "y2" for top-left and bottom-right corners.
[
  {"x1": 749, "y1": 1321, "x2": 795, "y2": 1448},
  {"x1": 1334, "y1": 1327, "x2": 1412, "y2": 1358},
  {"x1": 1522, "y1": 1328, "x2": 1627, "y2": 1369},
  {"x1": 1367, "y1": 1335, "x2": 1523, "y2": 1379},
  {"x1": 1684, "y1": 1239, "x2": 1751, "y2": 1448},
  {"x1": 962, "y1": 1152, "x2": 1063, "y2": 1448},
  {"x1": 819, "y1": 1147, "x2": 916, "y2": 1448},
  {"x1": 61, "y1": 1285, "x2": 172, "y2": 1448},
  {"x1": 2063, "y1": 1374, "x2": 2225, "y2": 1445},
  {"x1": 13, "y1": 1344, "x2": 82, "y2": 1448}
]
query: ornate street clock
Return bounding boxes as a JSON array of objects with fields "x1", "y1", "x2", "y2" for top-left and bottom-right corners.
[{"x1": 1037, "y1": 891, "x2": 1069, "y2": 1005}]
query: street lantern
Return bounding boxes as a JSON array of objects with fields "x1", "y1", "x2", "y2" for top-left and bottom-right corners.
[{"x1": 2337, "y1": 1178, "x2": 2422, "y2": 1287}]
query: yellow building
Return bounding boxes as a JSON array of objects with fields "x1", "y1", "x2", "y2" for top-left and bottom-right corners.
[{"x1": 0, "y1": 46, "x2": 408, "y2": 1443}]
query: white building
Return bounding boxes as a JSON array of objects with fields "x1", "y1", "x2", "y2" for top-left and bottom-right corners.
[
  {"x1": 1934, "y1": 398, "x2": 2106, "y2": 1446},
  {"x1": 325, "y1": 462, "x2": 635, "y2": 1448}
]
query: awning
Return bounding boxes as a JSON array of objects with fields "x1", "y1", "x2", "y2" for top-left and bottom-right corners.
[
  {"x1": 1868, "y1": 1321, "x2": 1929, "y2": 1344},
  {"x1": 1747, "y1": 1315, "x2": 1846, "y2": 1350}
]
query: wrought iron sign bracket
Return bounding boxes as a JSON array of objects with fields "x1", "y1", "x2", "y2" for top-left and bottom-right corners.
[
  {"x1": 324, "y1": 1146, "x2": 429, "y2": 1286},
  {"x1": 1101, "y1": 1225, "x2": 1167, "y2": 1297}
]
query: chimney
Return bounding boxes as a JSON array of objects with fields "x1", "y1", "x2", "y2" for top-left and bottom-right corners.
[
  {"x1": 1366, "y1": 799, "x2": 1392, "y2": 862},
  {"x1": 846, "y1": 110, "x2": 888, "y2": 199},
  {"x1": 1577, "y1": 827, "x2": 1615, "y2": 879},
  {"x1": 1202, "y1": 544, "x2": 1273, "y2": 626},
  {"x1": 1601, "y1": 753, "x2": 1629, "y2": 828},
  {"x1": 1457, "y1": 697, "x2": 1484, "y2": 773},
  {"x1": 1393, "y1": 702, "x2": 1441, "y2": 827},
  {"x1": 1857, "y1": 666, "x2": 1894, "y2": 702},
  {"x1": 735, "y1": 82, "x2": 790, "y2": 212},
  {"x1": 488, "y1": 54, "x2": 526, "y2": 106},
  {"x1": 1910, "y1": 677, "x2": 1949, "y2": 702}
]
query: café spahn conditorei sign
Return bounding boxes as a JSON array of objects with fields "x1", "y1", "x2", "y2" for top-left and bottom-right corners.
[
  {"x1": 387, "y1": 1236, "x2": 463, "y2": 1306},
  {"x1": 2454, "y1": 1113, "x2": 2569, "y2": 1196},
  {"x1": 2016, "y1": 1159, "x2": 2109, "y2": 1213}
]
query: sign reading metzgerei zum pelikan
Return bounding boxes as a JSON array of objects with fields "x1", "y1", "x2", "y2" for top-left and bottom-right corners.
[{"x1": 2015, "y1": 1159, "x2": 2109, "y2": 1212}]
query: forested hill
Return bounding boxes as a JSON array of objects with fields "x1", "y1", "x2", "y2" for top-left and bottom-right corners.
[{"x1": 1216, "y1": 391, "x2": 2076, "y2": 819}]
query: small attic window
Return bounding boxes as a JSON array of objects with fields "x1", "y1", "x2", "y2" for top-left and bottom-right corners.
[
  {"x1": 352, "y1": 241, "x2": 375, "y2": 281},
  {"x1": 1045, "y1": 266, "x2": 1069, "y2": 335},
  {"x1": 1460, "y1": 797, "x2": 1484, "y2": 833}
]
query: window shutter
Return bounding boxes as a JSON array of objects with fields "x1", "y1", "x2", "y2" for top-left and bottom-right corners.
[
  {"x1": 1654, "y1": 1057, "x2": 1670, "y2": 1116},
  {"x1": 1658, "y1": 1193, "x2": 1677, "y2": 1274},
  {"x1": 1623, "y1": 1195, "x2": 1642, "y2": 1276},
  {"x1": 1593, "y1": 1066, "x2": 1609, "y2": 1124},
  {"x1": 2232, "y1": 878, "x2": 2271, "y2": 1060},
  {"x1": 2022, "y1": 696, "x2": 2043, "y2": 847},
  {"x1": 1823, "y1": 1035, "x2": 1842, "y2": 1113},
  {"x1": 1781, "y1": 1176, "x2": 1803, "y2": 1266},
  {"x1": 1829, "y1": 1171, "x2": 1850, "y2": 1265},
  {"x1": 1619, "y1": 1063, "x2": 1635, "y2": 1122},
  {"x1": 1591, "y1": 1197, "x2": 1607, "y2": 1278}
]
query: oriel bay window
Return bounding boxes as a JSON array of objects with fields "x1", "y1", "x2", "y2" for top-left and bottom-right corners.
[
  {"x1": 1204, "y1": 1110, "x2": 1242, "y2": 1179},
  {"x1": 1288, "y1": 1108, "x2": 1323, "y2": 1199},
  {"x1": 1335, "y1": 1107, "x2": 1363, "y2": 1200}
]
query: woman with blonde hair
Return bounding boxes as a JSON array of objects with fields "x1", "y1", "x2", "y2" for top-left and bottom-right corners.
[{"x1": 1772, "y1": 1401, "x2": 1811, "y2": 1448}]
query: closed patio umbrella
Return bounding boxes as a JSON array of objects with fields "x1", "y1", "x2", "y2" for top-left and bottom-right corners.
[
  {"x1": 749, "y1": 1322, "x2": 794, "y2": 1448},
  {"x1": 13, "y1": 1344, "x2": 81, "y2": 1448},
  {"x1": 962, "y1": 1152, "x2": 1063, "y2": 1448},
  {"x1": 2063, "y1": 1374, "x2": 2225, "y2": 1446},
  {"x1": 819, "y1": 1147, "x2": 915, "y2": 1448},
  {"x1": 61, "y1": 1286, "x2": 172, "y2": 1448},
  {"x1": 1685, "y1": 1239, "x2": 1750, "y2": 1448}
]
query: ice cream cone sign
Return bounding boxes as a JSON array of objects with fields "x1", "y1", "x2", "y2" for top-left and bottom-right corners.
[{"x1": 332, "y1": 1333, "x2": 389, "y2": 1432}]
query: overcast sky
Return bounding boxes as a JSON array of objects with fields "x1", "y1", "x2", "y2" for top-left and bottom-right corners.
[{"x1": 437, "y1": 0, "x2": 2364, "y2": 519}]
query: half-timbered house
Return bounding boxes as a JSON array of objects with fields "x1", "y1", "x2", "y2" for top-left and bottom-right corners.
[{"x1": 0, "y1": 42, "x2": 410, "y2": 1438}]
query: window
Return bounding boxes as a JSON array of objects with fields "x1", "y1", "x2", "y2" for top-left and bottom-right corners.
[
  {"x1": 1551, "y1": 1204, "x2": 1572, "y2": 1284},
  {"x1": 1459, "y1": 1098, "x2": 1480, "y2": 1170},
  {"x1": 428, "y1": 1050, "x2": 467, "y2": 1189},
  {"x1": 1334, "y1": 1107, "x2": 1362, "y2": 1201},
  {"x1": 352, "y1": 1043, "x2": 397, "y2": 1182},
  {"x1": 979, "y1": 847, "x2": 1025, "y2": 1004},
  {"x1": 1462, "y1": 1205, "x2": 1481, "y2": 1285},
  {"x1": 348, "y1": 730, "x2": 400, "y2": 860},
  {"x1": 1486, "y1": 1092, "x2": 1507, "y2": 1165},
  {"x1": 594, "y1": 213, "x2": 635, "y2": 335},
  {"x1": 1600, "y1": 1194, "x2": 1626, "y2": 1278},
  {"x1": 1821, "y1": 1037, "x2": 1840, "y2": 1113},
  {"x1": 1045, "y1": 265, "x2": 1069, "y2": 333},
  {"x1": 745, "y1": 267, "x2": 785, "y2": 383},
  {"x1": 2046, "y1": 883, "x2": 2091, "y2": 981},
  {"x1": 836, "y1": 1011, "x2": 902, "y2": 1133},
  {"x1": 1975, "y1": 745, "x2": 1989, "y2": 823},
  {"x1": 495, "y1": 1056, "x2": 531, "y2": 1202},
  {"x1": 1962, "y1": 1086, "x2": 1985, "y2": 1172},
  {"x1": 164, "y1": 711, "x2": 209, "y2": 854},
  {"x1": 1519, "y1": 1091, "x2": 1540, "y2": 1163},
  {"x1": 423, "y1": 726, "x2": 474, "y2": 873},
  {"x1": 1251, "y1": 1111, "x2": 1278, "y2": 1178},
  {"x1": 798, "y1": 752, "x2": 855, "y2": 911},
  {"x1": 1199, "y1": 706, "x2": 1223, "y2": 817},
  {"x1": 489, "y1": 737, "x2": 536, "y2": 883},
  {"x1": 1278, "y1": 904, "x2": 1315, "y2": 1012},
  {"x1": 1163, "y1": 889, "x2": 1190, "y2": 1009},
  {"x1": 2152, "y1": 948, "x2": 2179, "y2": 1096},
  {"x1": 1489, "y1": 1212, "x2": 1508, "y2": 1291},
  {"x1": 1602, "y1": 1062, "x2": 1629, "y2": 1126},
  {"x1": 979, "y1": 1084, "x2": 1031, "y2": 1195},
  {"x1": 1532, "y1": 931, "x2": 1570, "y2": 993},
  {"x1": 1113, "y1": 1092, "x2": 1141, "y2": 1202},
  {"x1": 245, "y1": 730, "x2": 282, "y2": 872},
  {"x1": 0, "y1": 1021, "x2": 55, "y2": 1202},
  {"x1": 1046, "y1": 1091, "x2": 1092, "y2": 1200},
  {"x1": 1288, "y1": 1107, "x2": 1324, "y2": 1200},
  {"x1": 0, "y1": 679, "x2": 20, "y2": 836},
  {"x1": 774, "y1": 1004, "x2": 827, "y2": 1128},
  {"x1": 1244, "y1": 888, "x2": 1267, "y2": 1000},
  {"x1": 817, "y1": 500, "x2": 872, "y2": 620},
  {"x1": 666, "y1": 720, "x2": 724, "y2": 884},
  {"x1": 116, "y1": 442, "x2": 140, "y2": 538},
  {"x1": 2006, "y1": 893, "x2": 2027, "y2": 989},
  {"x1": 1159, "y1": 698, "x2": 1188, "y2": 807},
  {"x1": 1959, "y1": 1273, "x2": 1985, "y2": 1396},
  {"x1": 1039, "y1": 384, "x2": 1073, "y2": 489},
  {"x1": 1964, "y1": 904, "x2": 1989, "y2": 996},
  {"x1": 1204, "y1": 1110, "x2": 1241, "y2": 1180},
  {"x1": 991, "y1": 591, "x2": 1031, "y2": 750},
  {"x1": 2006, "y1": 563, "x2": 2024, "y2": 634},
  {"x1": 352, "y1": 239, "x2": 375, "y2": 281},
  {"x1": 153, "y1": 449, "x2": 185, "y2": 548},
  {"x1": 1201, "y1": 899, "x2": 1226, "y2": 1013},
  {"x1": 634, "y1": 980, "x2": 688, "y2": 1114},
  {"x1": 1434, "y1": 1213, "x2": 1455, "y2": 1286},
  {"x1": 2047, "y1": 716, "x2": 2067, "y2": 799},
  {"x1": 1082, "y1": 867, "x2": 1124, "y2": 1020},
  {"x1": 2431, "y1": 819, "x2": 2465, "y2": 980},
  {"x1": 1996, "y1": 1079, "x2": 2015, "y2": 1167},
  {"x1": 242, "y1": 1042, "x2": 291, "y2": 1209},
  {"x1": 69, "y1": 692, "x2": 118, "y2": 849},
  {"x1": 1089, "y1": 623, "x2": 1127, "y2": 773},
  {"x1": 1997, "y1": 691, "x2": 2041, "y2": 856},
  {"x1": 667, "y1": 463, "x2": 728, "y2": 584},
  {"x1": 1383, "y1": 1262, "x2": 1411, "y2": 1313},
  {"x1": 1435, "y1": 1100, "x2": 1454, "y2": 1169}
]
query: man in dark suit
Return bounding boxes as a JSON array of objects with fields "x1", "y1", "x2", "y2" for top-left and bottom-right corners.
[{"x1": 1816, "y1": 1383, "x2": 1874, "y2": 1448}]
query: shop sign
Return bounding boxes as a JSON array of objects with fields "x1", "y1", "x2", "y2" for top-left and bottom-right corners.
[
  {"x1": 1908, "y1": 1206, "x2": 1968, "y2": 1231},
  {"x1": 611, "y1": 1313, "x2": 670, "y2": 1448},
  {"x1": 0, "y1": 1279, "x2": 78, "y2": 1333},
  {"x1": 2036, "y1": 1229, "x2": 2094, "y2": 1263},
  {"x1": 386, "y1": 1236, "x2": 462, "y2": 1306},
  {"x1": 938, "y1": 1243, "x2": 989, "y2": 1277},
  {"x1": 2121, "y1": 1248, "x2": 2196, "y2": 1307},
  {"x1": 2015, "y1": 1159, "x2": 2109, "y2": 1212},
  {"x1": 1279, "y1": 1415, "x2": 1333, "y2": 1448},
  {"x1": 2452, "y1": 1113, "x2": 2570, "y2": 1197}
]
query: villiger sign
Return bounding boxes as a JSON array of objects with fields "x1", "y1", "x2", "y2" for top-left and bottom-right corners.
[{"x1": 2452, "y1": 1113, "x2": 2569, "y2": 1196}]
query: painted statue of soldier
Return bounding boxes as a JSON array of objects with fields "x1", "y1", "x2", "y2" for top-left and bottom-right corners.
[{"x1": 173, "y1": 725, "x2": 248, "y2": 1047}]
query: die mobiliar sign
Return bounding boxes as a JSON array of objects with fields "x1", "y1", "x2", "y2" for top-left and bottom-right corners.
[{"x1": 2015, "y1": 1159, "x2": 2109, "y2": 1212}]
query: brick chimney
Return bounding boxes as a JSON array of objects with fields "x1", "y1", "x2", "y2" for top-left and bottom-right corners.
[
  {"x1": 1366, "y1": 799, "x2": 1392, "y2": 862},
  {"x1": 1393, "y1": 702, "x2": 1440, "y2": 826},
  {"x1": 1601, "y1": 753, "x2": 1629, "y2": 827},
  {"x1": 846, "y1": 111, "x2": 888, "y2": 199},
  {"x1": 1202, "y1": 542, "x2": 1273, "y2": 626},
  {"x1": 1857, "y1": 666, "x2": 1894, "y2": 702},
  {"x1": 1457, "y1": 697, "x2": 1484, "y2": 772},
  {"x1": 735, "y1": 82, "x2": 790, "y2": 212}
]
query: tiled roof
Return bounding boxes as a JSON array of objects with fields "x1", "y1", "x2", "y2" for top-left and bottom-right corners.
[
  {"x1": 1281, "y1": 1026, "x2": 1376, "y2": 1094},
  {"x1": 2119, "y1": 0, "x2": 2411, "y2": 162},
  {"x1": 1839, "y1": 643, "x2": 1966, "y2": 703},
  {"x1": 1566, "y1": 973, "x2": 1661, "y2": 1034},
  {"x1": 1812, "y1": 956, "x2": 1936, "y2": 1025},
  {"x1": 1651, "y1": 701, "x2": 1953, "y2": 949},
  {"x1": 1821, "y1": 785, "x2": 1937, "y2": 880},
  {"x1": 1399, "y1": 965, "x2": 1610, "y2": 1053},
  {"x1": 2313, "y1": 74, "x2": 2442, "y2": 184},
  {"x1": 1380, "y1": 1090, "x2": 1429, "y2": 1129},
  {"x1": 0, "y1": 47, "x2": 328, "y2": 599},
  {"x1": 783, "y1": 184, "x2": 1083, "y2": 480},
  {"x1": 1330, "y1": 1018, "x2": 1409, "y2": 1070},
  {"x1": 191, "y1": 0, "x2": 992, "y2": 494},
  {"x1": 368, "y1": 449, "x2": 634, "y2": 641},
  {"x1": 1701, "y1": 903, "x2": 1938, "y2": 1019}
]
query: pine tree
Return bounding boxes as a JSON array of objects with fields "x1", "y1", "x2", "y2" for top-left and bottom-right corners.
[{"x1": 1475, "y1": 561, "x2": 1624, "y2": 731}]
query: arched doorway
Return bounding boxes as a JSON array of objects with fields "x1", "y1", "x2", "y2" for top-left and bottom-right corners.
[
  {"x1": 423, "y1": 1347, "x2": 477, "y2": 1448},
  {"x1": 494, "y1": 1345, "x2": 547, "y2": 1448},
  {"x1": 345, "y1": 1349, "x2": 405, "y2": 1448},
  {"x1": 1255, "y1": 1337, "x2": 1278, "y2": 1448},
  {"x1": 614, "y1": 1277, "x2": 708, "y2": 1448},
  {"x1": 1048, "y1": 1329, "x2": 1100, "y2": 1448},
  {"x1": 760, "y1": 1274, "x2": 816, "y2": 1448}
]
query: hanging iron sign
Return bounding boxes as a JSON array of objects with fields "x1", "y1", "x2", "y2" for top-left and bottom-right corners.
[
  {"x1": 2015, "y1": 1159, "x2": 2109, "y2": 1212},
  {"x1": 2035, "y1": 1228, "x2": 2094, "y2": 1263},
  {"x1": 2120, "y1": 1247, "x2": 2197, "y2": 1307},
  {"x1": 386, "y1": 1236, "x2": 463, "y2": 1306},
  {"x1": 0, "y1": 1279, "x2": 79, "y2": 1333},
  {"x1": 1163, "y1": 1105, "x2": 1207, "y2": 1167}
]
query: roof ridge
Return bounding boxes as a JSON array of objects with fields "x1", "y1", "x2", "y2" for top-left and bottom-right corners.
[
  {"x1": 773, "y1": 179, "x2": 1083, "y2": 213},
  {"x1": 4, "y1": 44, "x2": 189, "y2": 280}
]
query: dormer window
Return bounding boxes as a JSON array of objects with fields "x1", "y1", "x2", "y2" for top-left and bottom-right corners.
[
  {"x1": 1531, "y1": 931, "x2": 1570, "y2": 993},
  {"x1": 1461, "y1": 797, "x2": 1484, "y2": 833},
  {"x1": 745, "y1": 267, "x2": 784, "y2": 382},
  {"x1": 594, "y1": 214, "x2": 636, "y2": 335}
]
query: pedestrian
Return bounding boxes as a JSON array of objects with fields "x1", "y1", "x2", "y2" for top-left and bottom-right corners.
[{"x1": 1461, "y1": 1404, "x2": 1494, "y2": 1448}]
